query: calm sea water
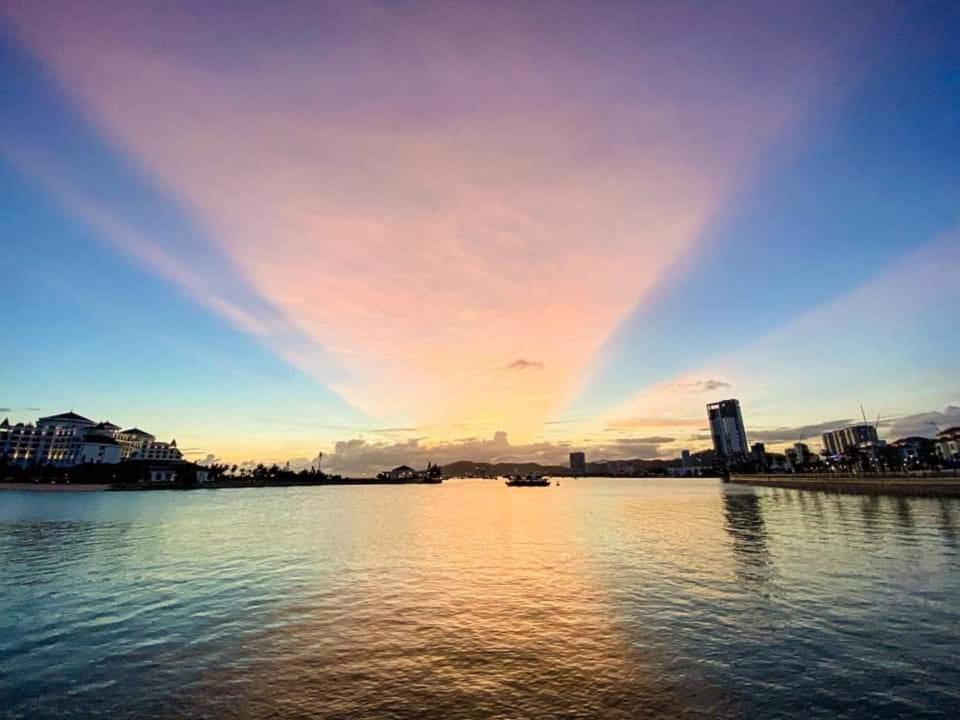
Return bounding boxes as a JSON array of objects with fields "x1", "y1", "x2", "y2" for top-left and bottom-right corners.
[{"x1": 1, "y1": 478, "x2": 958, "y2": 719}]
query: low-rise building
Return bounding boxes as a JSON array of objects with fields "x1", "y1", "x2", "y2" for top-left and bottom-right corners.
[
  {"x1": 0, "y1": 411, "x2": 182, "y2": 468},
  {"x1": 149, "y1": 466, "x2": 177, "y2": 483},
  {"x1": 785, "y1": 442, "x2": 814, "y2": 468},
  {"x1": 766, "y1": 452, "x2": 790, "y2": 472},
  {"x1": 386, "y1": 464, "x2": 416, "y2": 480},
  {"x1": 822, "y1": 423, "x2": 881, "y2": 456},
  {"x1": 890, "y1": 436, "x2": 935, "y2": 465},
  {"x1": 1, "y1": 411, "x2": 98, "y2": 467},
  {"x1": 79, "y1": 434, "x2": 122, "y2": 464},
  {"x1": 936, "y1": 427, "x2": 960, "y2": 463},
  {"x1": 117, "y1": 428, "x2": 182, "y2": 461}
]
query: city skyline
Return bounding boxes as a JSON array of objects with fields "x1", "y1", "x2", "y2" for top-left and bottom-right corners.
[
  {"x1": 4, "y1": 1, "x2": 959, "y2": 472},
  {"x1": 3, "y1": 402, "x2": 958, "y2": 477}
]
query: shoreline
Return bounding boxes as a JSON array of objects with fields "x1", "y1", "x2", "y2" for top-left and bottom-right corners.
[
  {"x1": 5, "y1": 474, "x2": 960, "y2": 496},
  {"x1": 110, "y1": 477, "x2": 444, "y2": 490},
  {"x1": 0, "y1": 482, "x2": 110, "y2": 492},
  {"x1": 0, "y1": 478, "x2": 444, "y2": 492},
  {"x1": 729, "y1": 473, "x2": 960, "y2": 497}
]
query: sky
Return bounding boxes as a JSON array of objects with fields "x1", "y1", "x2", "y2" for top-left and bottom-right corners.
[{"x1": 2, "y1": 1, "x2": 958, "y2": 475}]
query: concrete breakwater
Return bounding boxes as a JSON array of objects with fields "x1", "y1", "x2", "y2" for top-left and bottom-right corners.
[{"x1": 729, "y1": 472, "x2": 960, "y2": 496}]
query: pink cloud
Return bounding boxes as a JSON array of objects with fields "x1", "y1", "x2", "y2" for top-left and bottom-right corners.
[{"x1": 3, "y1": 1, "x2": 848, "y2": 439}]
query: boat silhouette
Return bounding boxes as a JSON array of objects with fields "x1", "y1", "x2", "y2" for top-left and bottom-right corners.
[{"x1": 505, "y1": 473, "x2": 551, "y2": 487}]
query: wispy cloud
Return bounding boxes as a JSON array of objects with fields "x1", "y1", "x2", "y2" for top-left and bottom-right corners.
[
  {"x1": 505, "y1": 359, "x2": 544, "y2": 371},
  {"x1": 743, "y1": 407, "x2": 960, "y2": 447},
  {"x1": 881, "y1": 406, "x2": 960, "y2": 438},
  {"x1": 678, "y1": 379, "x2": 731, "y2": 393},
  {"x1": 605, "y1": 417, "x2": 704, "y2": 430},
  {"x1": 0, "y1": 141, "x2": 350, "y2": 393},
  {"x1": 1, "y1": 0, "x2": 820, "y2": 439},
  {"x1": 747, "y1": 419, "x2": 856, "y2": 445},
  {"x1": 611, "y1": 436, "x2": 675, "y2": 445}
]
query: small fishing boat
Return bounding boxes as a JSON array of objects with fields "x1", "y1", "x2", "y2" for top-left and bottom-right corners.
[{"x1": 505, "y1": 473, "x2": 551, "y2": 487}]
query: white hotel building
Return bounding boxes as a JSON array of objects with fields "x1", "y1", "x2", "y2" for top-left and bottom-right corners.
[{"x1": 0, "y1": 411, "x2": 182, "y2": 468}]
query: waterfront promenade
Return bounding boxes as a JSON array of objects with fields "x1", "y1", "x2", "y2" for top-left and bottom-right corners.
[{"x1": 730, "y1": 471, "x2": 960, "y2": 496}]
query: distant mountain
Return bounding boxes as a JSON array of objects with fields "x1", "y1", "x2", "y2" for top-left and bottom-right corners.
[
  {"x1": 441, "y1": 460, "x2": 569, "y2": 477},
  {"x1": 440, "y1": 452, "x2": 716, "y2": 477}
]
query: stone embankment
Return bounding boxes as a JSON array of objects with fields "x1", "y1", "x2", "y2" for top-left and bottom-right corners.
[{"x1": 729, "y1": 471, "x2": 960, "y2": 496}]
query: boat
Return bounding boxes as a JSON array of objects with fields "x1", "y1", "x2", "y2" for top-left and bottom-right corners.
[{"x1": 505, "y1": 473, "x2": 551, "y2": 487}]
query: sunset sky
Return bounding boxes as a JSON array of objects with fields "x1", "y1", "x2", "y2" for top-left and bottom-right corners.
[{"x1": 3, "y1": 1, "x2": 958, "y2": 474}]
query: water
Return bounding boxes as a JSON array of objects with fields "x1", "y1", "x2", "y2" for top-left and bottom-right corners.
[{"x1": 1, "y1": 479, "x2": 958, "y2": 719}]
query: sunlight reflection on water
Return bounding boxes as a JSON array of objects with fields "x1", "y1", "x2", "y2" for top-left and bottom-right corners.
[{"x1": 1, "y1": 479, "x2": 958, "y2": 718}]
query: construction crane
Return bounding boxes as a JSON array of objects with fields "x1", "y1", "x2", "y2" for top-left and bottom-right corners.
[{"x1": 859, "y1": 404, "x2": 883, "y2": 432}]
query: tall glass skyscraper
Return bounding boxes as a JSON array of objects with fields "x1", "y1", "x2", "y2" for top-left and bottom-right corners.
[{"x1": 707, "y1": 399, "x2": 749, "y2": 463}]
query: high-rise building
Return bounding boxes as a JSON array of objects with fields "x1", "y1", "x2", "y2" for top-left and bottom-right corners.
[
  {"x1": 569, "y1": 451, "x2": 586, "y2": 475},
  {"x1": 785, "y1": 442, "x2": 813, "y2": 467},
  {"x1": 707, "y1": 399, "x2": 749, "y2": 462},
  {"x1": 821, "y1": 424, "x2": 880, "y2": 456}
]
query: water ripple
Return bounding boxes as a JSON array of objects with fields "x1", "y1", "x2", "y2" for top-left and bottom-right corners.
[{"x1": 1, "y1": 479, "x2": 959, "y2": 718}]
